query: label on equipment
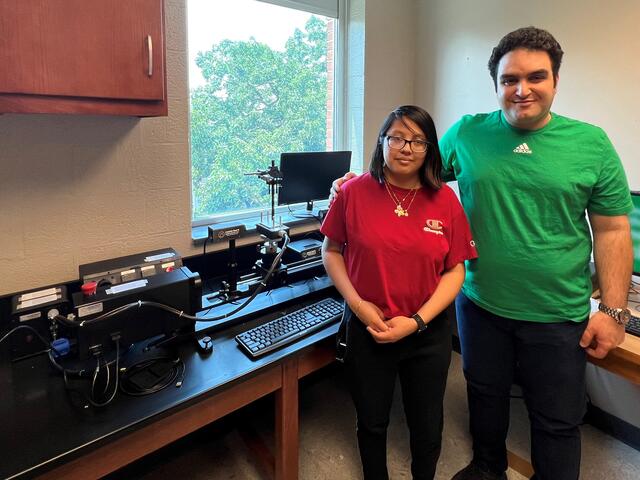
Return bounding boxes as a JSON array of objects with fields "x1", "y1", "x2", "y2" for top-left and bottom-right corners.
[
  {"x1": 78, "y1": 302, "x2": 104, "y2": 318},
  {"x1": 120, "y1": 268, "x2": 137, "y2": 281},
  {"x1": 19, "y1": 288, "x2": 60, "y2": 301},
  {"x1": 140, "y1": 265, "x2": 156, "y2": 277},
  {"x1": 106, "y1": 279, "x2": 148, "y2": 295},
  {"x1": 17, "y1": 294, "x2": 60, "y2": 310},
  {"x1": 144, "y1": 252, "x2": 175, "y2": 263},
  {"x1": 19, "y1": 311, "x2": 43, "y2": 322}
]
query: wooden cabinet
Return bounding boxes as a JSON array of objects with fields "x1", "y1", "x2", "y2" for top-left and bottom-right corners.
[{"x1": 0, "y1": 0, "x2": 167, "y2": 116}]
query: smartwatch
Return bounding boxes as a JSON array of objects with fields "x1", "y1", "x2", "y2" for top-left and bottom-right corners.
[
  {"x1": 598, "y1": 303, "x2": 632, "y2": 327},
  {"x1": 412, "y1": 313, "x2": 428, "y2": 333}
]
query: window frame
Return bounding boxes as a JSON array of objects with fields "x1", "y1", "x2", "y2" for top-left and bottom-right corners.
[{"x1": 189, "y1": 0, "x2": 348, "y2": 228}]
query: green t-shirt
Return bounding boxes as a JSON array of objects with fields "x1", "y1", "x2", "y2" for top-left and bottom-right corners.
[{"x1": 440, "y1": 111, "x2": 632, "y2": 323}]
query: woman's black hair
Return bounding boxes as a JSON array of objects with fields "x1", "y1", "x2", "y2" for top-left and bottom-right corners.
[{"x1": 369, "y1": 105, "x2": 442, "y2": 189}]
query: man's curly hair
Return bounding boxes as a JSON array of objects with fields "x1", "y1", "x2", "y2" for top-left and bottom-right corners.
[{"x1": 488, "y1": 27, "x2": 564, "y2": 88}]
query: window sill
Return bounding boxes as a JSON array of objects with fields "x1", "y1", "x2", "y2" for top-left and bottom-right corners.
[{"x1": 191, "y1": 209, "x2": 326, "y2": 244}]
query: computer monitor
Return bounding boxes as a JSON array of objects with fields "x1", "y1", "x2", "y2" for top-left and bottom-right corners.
[
  {"x1": 278, "y1": 151, "x2": 352, "y2": 211},
  {"x1": 631, "y1": 191, "x2": 640, "y2": 276}
]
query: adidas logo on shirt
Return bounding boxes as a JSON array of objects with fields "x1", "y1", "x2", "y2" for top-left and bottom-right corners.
[{"x1": 513, "y1": 143, "x2": 532, "y2": 154}]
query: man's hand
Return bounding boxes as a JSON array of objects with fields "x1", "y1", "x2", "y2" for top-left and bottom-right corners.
[
  {"x1": 367, "y1": 316, "x2": 417, "y2": 343},
  {"x1": 356, "y1": 300, "x2": 388, "y2": 333},
  {"x1": 580, "y1": 311, "x2": 626, "y2": 358},
  {"x1": 328, "y1": 172, "x2": 357, "y2": 207}
]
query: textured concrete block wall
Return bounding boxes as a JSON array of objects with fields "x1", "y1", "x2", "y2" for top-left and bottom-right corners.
[{"x1": 0, "y1": 0, "x2": 195, "y2": 295}]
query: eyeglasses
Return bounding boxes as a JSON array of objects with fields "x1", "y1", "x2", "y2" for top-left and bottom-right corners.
[{"x1": 383, "y1": 135, "x2": 429, "y2": 153}]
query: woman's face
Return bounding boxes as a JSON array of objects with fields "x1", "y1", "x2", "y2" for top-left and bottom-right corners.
[{"x1": 382, "y1": 117, "x2": 427, "y2": 184}]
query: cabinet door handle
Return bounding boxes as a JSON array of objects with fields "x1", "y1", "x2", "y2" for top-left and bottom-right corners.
[{"x1": 147, "y1": 35, "x2": 153, "y2": 77}]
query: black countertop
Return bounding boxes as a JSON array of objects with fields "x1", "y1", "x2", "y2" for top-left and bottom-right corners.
[{"x1": 0, "y1": 277, "x2": 339, "y2": 480}]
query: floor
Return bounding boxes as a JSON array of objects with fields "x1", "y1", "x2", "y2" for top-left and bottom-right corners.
[{"x1": 107, "y1": 353, "x2": 640, "y2": 479}]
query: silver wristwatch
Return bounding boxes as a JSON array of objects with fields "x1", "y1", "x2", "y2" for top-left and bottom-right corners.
[{"x1": 598, "y1": 303, "x2": 631, "y2": 327}]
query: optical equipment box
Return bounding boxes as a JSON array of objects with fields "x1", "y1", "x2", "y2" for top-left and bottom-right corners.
[
  {"x1": 79, "y1": 248, "x2": 183, "y2": 287},
  {"x1": 69, "y1": 267, "x2": 202, "y2": 359},
  {"x1": 286, "y1": 238, "x2": 323, "y2": 262}
]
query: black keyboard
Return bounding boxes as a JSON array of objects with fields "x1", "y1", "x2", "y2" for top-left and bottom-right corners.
[
  {"x1": 626, "y1": 315, "x2": 640, "y2": 337},
  {"x1": 235, "y1": 297, "x2": 344, "y2": 358}
]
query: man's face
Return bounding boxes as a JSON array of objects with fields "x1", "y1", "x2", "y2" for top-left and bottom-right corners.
[{"x1": 496, "y1": 48, "x2": 558, "y2": 130}]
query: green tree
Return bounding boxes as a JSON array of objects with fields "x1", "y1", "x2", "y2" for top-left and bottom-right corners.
[{"x1": 190, "y1": 16, "x2": 329, "y2": 220}]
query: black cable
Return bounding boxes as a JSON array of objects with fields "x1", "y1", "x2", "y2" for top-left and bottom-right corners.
[
  {"x1": 91, "y1": 354, "x2": 106, "y2": 397},
  {"x1": 1, "y1": 324, "x2": 122, "y2": 407},
  {"x1": 48, "y1": 343, "x2": 130, "y2": 378},
  {"x1": 0, "y1": 324, "x2": 53, "y2": 350},
  {"x1": 119, "y1": 356, "x2": 185, "y2": 396},
  {"x1": 286, "y1": 204, "x2": 320, "y2": 220},
  {"x1": 86, "y1": 341, "x2": 120, "y2": 407},
  {"x1": 0, "y1": 325, "x2": 72, "y2": 365},
  {"x1": 49, "y1": 350, "x2": 91, "y2": 377},
  {"x1": 194, "y1": 231, "x2": 290, "y2": 322}
]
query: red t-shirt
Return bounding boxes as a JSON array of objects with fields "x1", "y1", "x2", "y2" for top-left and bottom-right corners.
[{"x1": 321, "y1": 173, "x2": 478, "y2": 318}]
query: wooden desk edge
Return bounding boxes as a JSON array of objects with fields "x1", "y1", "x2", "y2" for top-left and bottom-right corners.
[
  {"x1": 588, "y1": 333, "x2": 640, "y2": 385},
  {"x1": 34, "y1": 366, "x2": 283, "y2": 480}
]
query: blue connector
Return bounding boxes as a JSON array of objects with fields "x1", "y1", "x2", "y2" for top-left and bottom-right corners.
[{"x1": 51, "y1": 338, "x2": 70, "y2": 357}]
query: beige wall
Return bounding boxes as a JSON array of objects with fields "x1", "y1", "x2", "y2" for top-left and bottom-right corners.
[
  {"x1": 415, "y1": 0, "x2": 640, "y2": 189},
  {"x1": 0, "y1": 0, "x2": 193, "y2": 295},
  {"x1": 361, "y1": 0, "x2": 418, "y2": 169}
]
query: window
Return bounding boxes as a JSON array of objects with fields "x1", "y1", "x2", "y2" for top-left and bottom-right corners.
[{"x1": 188, "y1": 0, "x2": 344, "y2": 224}]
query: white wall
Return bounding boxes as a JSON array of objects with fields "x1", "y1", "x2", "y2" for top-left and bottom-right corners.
[
  {"x1": 361, "y1": 0, "x2": 418, "y2": 169},
  {"x1": 415, "y1": 0, "x2": 640, "y2": 189}
]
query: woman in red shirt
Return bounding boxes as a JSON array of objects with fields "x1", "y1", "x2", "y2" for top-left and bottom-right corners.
[{"x1": 321, "y1": 105, "x2": 477, "y2": 480}]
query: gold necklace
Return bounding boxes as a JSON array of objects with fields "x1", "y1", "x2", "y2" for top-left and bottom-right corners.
[{"x1": 384, "y1": 179, "x2": 419, "y2": 217}]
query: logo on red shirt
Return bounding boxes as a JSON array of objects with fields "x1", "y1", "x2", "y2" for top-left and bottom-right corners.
[{"x1": 423, "y1": 219, "x2": 444, "y2": 235}]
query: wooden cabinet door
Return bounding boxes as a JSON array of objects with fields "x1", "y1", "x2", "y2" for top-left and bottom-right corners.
[{"x1": 0, "y1": 0, "x2": 166, "y2": 114}]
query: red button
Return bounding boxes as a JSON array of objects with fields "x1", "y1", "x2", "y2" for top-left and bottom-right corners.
[
  {"x1": 165, "y1": 266, "x2": 174, "y2": 272},
  {"x1": 81, "y1": 281, "x2": 98, "y2": 296}
]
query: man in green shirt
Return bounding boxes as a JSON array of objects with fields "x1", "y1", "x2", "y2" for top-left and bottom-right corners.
[
  {"x1": 332, "y1": 27, "x2": 633, "y2": 480},
  {"x1": 442, "y1": 27, "x2": 633, "y2": 480}
]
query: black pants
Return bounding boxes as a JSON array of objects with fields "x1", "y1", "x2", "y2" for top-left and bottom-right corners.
[
  {"x1": 343, "y1": 306, "x2": 452, "y2": 480},
  {"x1": 456, "y1": 292, "x2": 588, "y2": 480}
]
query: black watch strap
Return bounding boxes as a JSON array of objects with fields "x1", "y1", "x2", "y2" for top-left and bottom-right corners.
[{"x1": 412, "y1": 313, "x2": 428, "y2": 333}]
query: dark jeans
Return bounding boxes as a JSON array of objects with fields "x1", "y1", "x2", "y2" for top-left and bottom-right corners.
[
  {"x1": 343, "y1": 306, "x2": 452, "y2": 480},
  {"x1": 456, "y1": 292, "x2": 588, "y2": 480}
]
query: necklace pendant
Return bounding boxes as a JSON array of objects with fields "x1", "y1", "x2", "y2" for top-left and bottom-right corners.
[{"x1": 394, "y1": 205, "x2": 407, "y2": 217}]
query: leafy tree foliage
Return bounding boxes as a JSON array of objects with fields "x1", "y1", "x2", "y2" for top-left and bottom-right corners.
[{"x1": 191, "y1": 16, "x2": 329, "y2": 220}]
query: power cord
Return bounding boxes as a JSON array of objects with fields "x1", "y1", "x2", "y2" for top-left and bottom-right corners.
[
  {"x1": 87, "y1": 341, "x2": 120, "y2": 407},
  {"x1": 286, "y1": 204, "x2": 319, "y2": 220},
  {"x1": 119, "y1": 356, "x2": 185, "y2": 396},
  {"x1": 0, "y1": 324, "x2": 56, "y2": 351},
  {"x1": 48, "y1": 339, "x2": 122, "y2": 407},
  {"x1": 2, "y1": 314, "x2": 181, "y2": 406}
]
